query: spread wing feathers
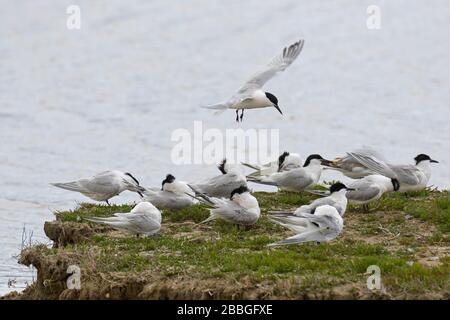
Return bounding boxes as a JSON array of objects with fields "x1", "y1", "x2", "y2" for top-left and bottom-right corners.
[
  {"x1": 348, "y1": 152, "x2": 397, "y2": 179},
  {"x1": 238, "y1": 40, "x2": 305, "y2": 92}
]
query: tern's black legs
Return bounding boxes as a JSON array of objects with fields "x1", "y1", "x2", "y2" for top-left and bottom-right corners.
[{"x1": 235, "y1": 109, "x2": 245, "y2": 122}]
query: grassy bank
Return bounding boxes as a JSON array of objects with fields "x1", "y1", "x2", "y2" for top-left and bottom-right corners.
[{"x1": 5, "y1": 189, "x2": 450, "y2": 299}]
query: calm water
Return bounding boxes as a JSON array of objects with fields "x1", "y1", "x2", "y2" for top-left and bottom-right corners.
[{"x1": 1, "y1": 0, "x2": 449, "y2": 295}]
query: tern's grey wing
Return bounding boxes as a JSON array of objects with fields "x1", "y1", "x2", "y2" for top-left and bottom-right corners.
[
  {"x1": 390, "y1": 165, "x2": 421, "y2": 185},
  {"x1": 304, "y1": 197, "x2": 346, "y2": 215},
  {"x1": 196, "y1": 173, "x2": 247, "y2": 197},
  {"x1": 273, "y1": 169, "x2": 314, "y2": 190},
  {"x1": 238, "y1": 40, "x2": 304, "y2": 93},
  {"x1": 348, "y1": 152, "x2": 398, "y2": 179},
  {"x1": 125, "y1": 213, "x2": 160, "y2": 234},
  {"x1": 346, "y1": 184, "x2": 381, "y2": 203},
  {"x1": 82, "y1": 175, "x2": 121, "y2": 195},
  {"x1": 351, "y1": 147, "x2": 386, "y2": 162},
  {"x1": 213, "y1": 202, "x2": 258, "y2": 225},
  {"x1": 268, "y1": 227, "x2": 329, "y2": 246},
  {"x1": 144, "y1": 191, "x2": 194, "y2": 210}
]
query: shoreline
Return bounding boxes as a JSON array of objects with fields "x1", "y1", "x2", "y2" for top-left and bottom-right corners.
[{"x1": 2, "y1": 190, "x2": 449, "y2": 300}]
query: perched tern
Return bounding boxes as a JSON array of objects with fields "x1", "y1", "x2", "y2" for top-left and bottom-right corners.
[
  {"x1": 160, "y1": 174, "x2": 192, "y2": 196},
  {"x1": 243, "y1": 151, "x2": 302, "y2": 177},
  {"x1": 51, "y1": 170, "x2": 145, "y2": 205},
  {"x1": 203, "y1": 40, "x2": 305, "y2": 122},
  {"x1": 270, "y1": 182, "x2": 353, "y2": 217},
  {"x1": 268, "y1": 205, "x2": 343, "y2": 246},
  {"x1": 189, "y1": 185, "x2": 260, "y2": 227},
  {"x1": 346, "y1": 175, "x2": 400, "y2": 206},
  {"x1": 247, "y1": 154, "x2": 330, "y2": 192},
  {"x1": 85, "y1": 202, "x2": 161, "y2": 237},
  {"x1": 191, "y1": 160, "x2": 247, "y2": 198},
  {"x1": 348, "y1": 152, "x2": 438, "y2": 192},
  {"x1": 142, "y1": 174, "x2": 196, "y2": 211}
]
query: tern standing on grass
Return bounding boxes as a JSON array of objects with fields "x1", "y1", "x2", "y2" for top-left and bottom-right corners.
[
  {"x1": 51, "y1": 170, "x2": 145, "y2": 205},
  {"x1": 247, "y1": 154, "x2": 331, "y2": 192},
  {"x1": 202, "y1": 39, "x2": 305, "y2": 122},
  {"x1": 348, "y1": 152, "x2": 439, "y2": 192},
  {"x1": 189, "y1": 185, "x2": 260, "y2": 227},
  {"x1": 142, "y1": 174, "x2": 196, "y2": 211}
]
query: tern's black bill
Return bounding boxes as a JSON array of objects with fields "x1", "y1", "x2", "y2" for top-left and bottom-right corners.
[
  {"x1": 430, "y1": 159, "x2": 439, "y2": 163},
  {"x1": 274, "y1": 105, "x2": 283, "y2": 115},
  {"x1": 346, "y1": 188, "x2": 356, "y2": 191},
  {"x1": 320, "y1": 159, "x2": 334, "y2": 166}
]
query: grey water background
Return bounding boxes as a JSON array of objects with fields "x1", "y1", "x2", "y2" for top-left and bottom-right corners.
[{"x1": 0, "y1": 0, "x2": 449, "y2": 295}]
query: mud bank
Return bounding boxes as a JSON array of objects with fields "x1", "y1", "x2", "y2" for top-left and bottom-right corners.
[{"x1": 2, "y1": 191, "x2": 449, "y2": 300}]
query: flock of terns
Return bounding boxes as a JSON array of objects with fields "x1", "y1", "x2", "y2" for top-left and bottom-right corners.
[
  {"x1": 51, "y1": 147, "x2": 438, "y2": 246},
  {"x1": 51, "y1": 39, "x2": 438, "y2": 246}
]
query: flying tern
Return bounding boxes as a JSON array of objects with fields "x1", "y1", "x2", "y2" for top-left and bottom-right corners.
[{"x1": 203, "y1": 40, "x2": 305, "y2": 122}]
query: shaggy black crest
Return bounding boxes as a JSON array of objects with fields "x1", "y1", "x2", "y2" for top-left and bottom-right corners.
[
  {"x1": 265, "y1": 92, "x2": 278, "y2": 105},
  {"x1": 230, "y1": 185, "x2": 250, "y2": 199},
  {"x1": 161, "y1": 174, "x2": 176, "y2": 190},
  {"x1": 124, "y1": 172, "x2": 140, "y2": 185},
  {"x1": 391, "y1": 178, "x2": 400, "y2": 191},
  {"x1": 329, "y1": 182, "x2": 347, "y2": 193},
  {"x1": 414, "y1": 154, "x2": 439, "y2": 165},
  {"x1": 218, "y1": 158, "x2": 227, "y2": 174},
  {"x1": 303, "y1": 154, "x2": 324, "y2": 167},
  {"x1": 278, "y1": 151, "x2": 289, "y2": 171}
]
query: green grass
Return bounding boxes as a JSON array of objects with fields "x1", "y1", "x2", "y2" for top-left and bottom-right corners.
[{"x1": 46, "y1": 189, "x2": 449, "y2": 297}]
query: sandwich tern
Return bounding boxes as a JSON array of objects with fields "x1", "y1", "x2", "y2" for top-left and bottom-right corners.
[
  {"x1": 346, "y1": 175, "x2": 400, "y2": 207},
  {"x1": 203, "y1": 40, "x2": 305, "y2": 122},
  {"x1": 348, "y1": 152, "x2": 438, "y2": 192},
  {"x1": 268, "y1": 205, "x2": 343, "y2": 246},
  {"x1": 243, "y1": 151, "x2": 302, "y2": 177},
  {"x1": 160, "y1": 174, "x2": 192, "y2": 196},
  {"x1": 85, "y1": 202, "x2": 161, "y2": 237},
  {"x1": 191, "y1": 160, "x2": 247, "y2": 198},
  {"x1": 142, "y1": 174, "x2": 196, "y2": 211},
  {"x1": 270, "y1": 182, "x2": 353, "y2": 217},
  {"x1": 51, "y1": 170, "x2": 145, "y2": 205},
  {"x1": 247, "y1": 154, "x2": 330, "y2": 192},
  {"x1": 189, "y1": 185, "x2": 260, "y2": 227}
]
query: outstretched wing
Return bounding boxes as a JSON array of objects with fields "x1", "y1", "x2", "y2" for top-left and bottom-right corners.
[
  {"x1": 238, "y1": 40, "x2": 305, "y2": 93},
  {"x1": 348, "y1": 152, "x2": 398, "y2": 179}
]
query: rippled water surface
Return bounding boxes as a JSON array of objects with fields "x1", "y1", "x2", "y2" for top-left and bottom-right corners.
[{"x1": 1, "y1": 1, "x2": 449, "y2": 295}]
